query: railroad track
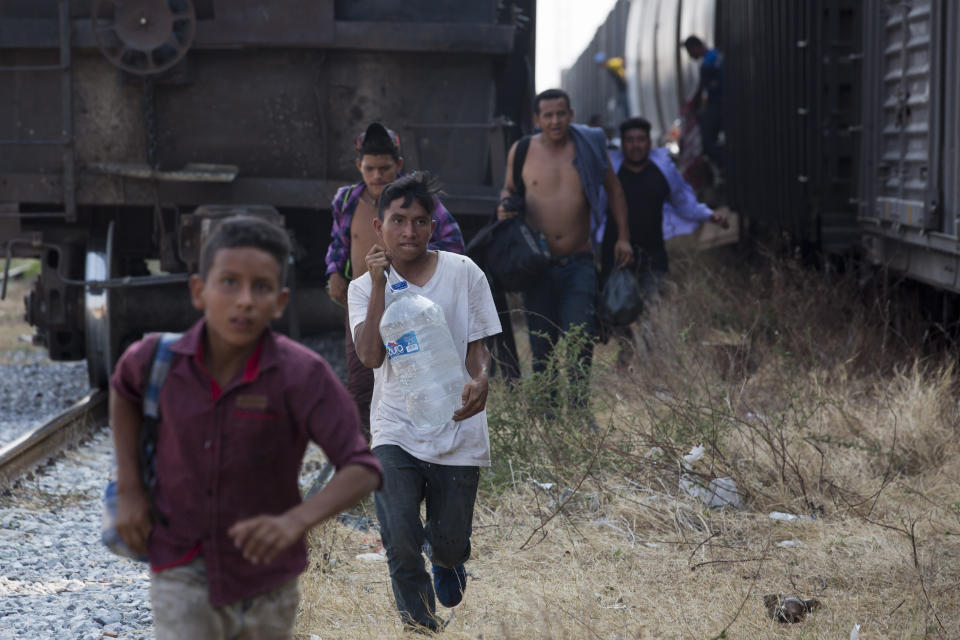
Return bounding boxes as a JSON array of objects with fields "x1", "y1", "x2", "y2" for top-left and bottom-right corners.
[{"x1": 0, "y1": 390, "x2": 107, "y2": 490}]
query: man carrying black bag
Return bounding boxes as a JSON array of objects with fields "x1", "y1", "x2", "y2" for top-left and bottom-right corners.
[
  {"x1": 465, "y1": 194, "x2": 545, "y2": 380},
  {"x1": 492, "y1": 89, "x2": 633, "y2": 420}
]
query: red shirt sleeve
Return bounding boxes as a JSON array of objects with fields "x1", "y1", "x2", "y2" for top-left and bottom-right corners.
[
  {"x1": 109, "y1": 334, "x2": 160, "y2": 406},
  {"x1": 295, "y1": 355, "x2": 383, "y2": 487}
]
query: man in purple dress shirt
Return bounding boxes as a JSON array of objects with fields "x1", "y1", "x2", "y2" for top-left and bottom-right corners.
[{"x1": 325, "y1": 123, "x2": 465, "y2": 435}]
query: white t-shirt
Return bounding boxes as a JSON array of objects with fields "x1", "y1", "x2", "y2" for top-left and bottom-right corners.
[{"x1": 347, "y1": 251, "x2": 502, "y2": 466}]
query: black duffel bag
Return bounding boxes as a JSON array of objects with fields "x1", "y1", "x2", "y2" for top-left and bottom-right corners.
[
  {"x1": 467, "y1": 136, "x2": 551, "y2": 292},
  {"x1": 466, "y1": 213, "x2": 550, "y2": 292}
]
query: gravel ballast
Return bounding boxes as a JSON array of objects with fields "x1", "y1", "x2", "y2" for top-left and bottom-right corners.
[
  {"x1": 0, "y1": 333, "x2": 346, "y2": 639},
  {"x1": 0, "y1": 356, "x2": 89, "y2": 450}
]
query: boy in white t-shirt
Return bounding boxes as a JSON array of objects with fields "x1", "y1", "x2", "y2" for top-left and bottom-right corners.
[{"x1": 348, "y1": 172, "x2": 501, "y2": 633}]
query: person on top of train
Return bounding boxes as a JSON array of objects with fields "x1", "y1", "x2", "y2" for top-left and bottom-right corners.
[
  {"x1": 683, "y1": 35, "x2": 725, "y2": 170},
  {"x1": 325, "y1": 122, "x2": 465, "y2": 436},
  {"x1": 109, "y1": 215, "x2": 382, "y2": 639},
  {"x1": 496, "y1": 88, "x2": 633, "y2": 424}
]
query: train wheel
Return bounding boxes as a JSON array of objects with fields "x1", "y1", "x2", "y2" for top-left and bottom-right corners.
[{"x1": 84, "y1": 223, "x2": 120, "y2": 389}]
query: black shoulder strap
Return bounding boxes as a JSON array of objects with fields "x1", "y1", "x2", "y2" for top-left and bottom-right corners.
[{"x1": 512, "y1": 135, "x2": 532, "y2": 198}]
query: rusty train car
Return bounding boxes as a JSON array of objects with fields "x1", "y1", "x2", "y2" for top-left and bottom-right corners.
[
  {"x1": 0, "y1": 0, "x2": 536, "y2": 386},
  {"x1": 564, "y1": 0, "x2": 960, "y2": 318}
]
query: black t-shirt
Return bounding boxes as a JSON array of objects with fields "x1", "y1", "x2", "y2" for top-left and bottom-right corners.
[{"x1": 618, "y1": 161, "x2": 670, "y2": 253}]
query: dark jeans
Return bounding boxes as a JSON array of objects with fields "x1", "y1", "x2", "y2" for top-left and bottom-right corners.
[
  {"x1": 489, "y1": 287, "x2": 520, "y2": 380},
  {"x1": 523, "y1": 252, "x2": 597, "y2": 407},
  {"x1": 373, "y1": 445, "x2": 479, "y2": 630},
  {"x1": 697, "y1": 102, "x2": 725, "y2": 170},
  {"x1": 344, "y1": 315, "x2": 373, "y2": 438}
]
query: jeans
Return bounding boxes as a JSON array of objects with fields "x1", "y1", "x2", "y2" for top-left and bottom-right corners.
[
  {"x1": 489, "y1": 286, "x2": 520, "y2": 380},
  {"x1": 523, "y1": 252, "x2": 597, "y2": 408},
  {"x1": 697, "y1": 102, "x2": 725, "y2": 170},
  {"x1": 373, "y1": 445, "x2": 479, "y2": 630}
]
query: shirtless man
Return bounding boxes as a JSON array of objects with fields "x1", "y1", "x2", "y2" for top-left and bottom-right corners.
[
  {"x1": 497, "y1": 89, "x2": 632, "y2": 415},
  {"x1": 326, "y1": 122, "x2": 464, "y2": 434}
]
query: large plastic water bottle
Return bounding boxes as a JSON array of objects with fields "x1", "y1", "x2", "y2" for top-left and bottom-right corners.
[{"x1": 379, "y1": 278, "x2": 467, "y2": 429}]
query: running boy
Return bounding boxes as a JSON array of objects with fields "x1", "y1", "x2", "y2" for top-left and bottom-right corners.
[
  {"x1": 348, "y1": 172, "x2": 501, "y2": 632},
  {"x1": 326, "y1": 122, "x2": 465, "y2": 436},
  {"x1": 110, "y1": 215, "x2": 382, "y2": 639}
]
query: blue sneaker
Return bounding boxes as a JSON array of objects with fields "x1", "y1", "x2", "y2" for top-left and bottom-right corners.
[{"x1": 432, "y1": 564, "x2": 466, "y2": 607}]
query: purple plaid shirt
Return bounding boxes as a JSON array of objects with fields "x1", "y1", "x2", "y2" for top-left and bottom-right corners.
[{"x1": 324, "y1": 181, "x2": 466, "y2": 279}]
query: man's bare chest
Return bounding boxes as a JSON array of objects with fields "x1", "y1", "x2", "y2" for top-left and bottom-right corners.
[
  {"x1": 351, "y1": 200, "x2": 379, "y2": 242},
  {"x1": 522, "y1": 148, "x2": 580, "y2": 192}
]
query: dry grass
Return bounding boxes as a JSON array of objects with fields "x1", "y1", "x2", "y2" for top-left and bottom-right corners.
[{"x1": 295, "y1": 246, "x2": 960, "y2": 639}]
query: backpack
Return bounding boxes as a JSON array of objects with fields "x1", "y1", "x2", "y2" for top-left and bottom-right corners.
[
  {"x1": 512, "y1": 135, "x2": 532, "y2": 200},
  {"x1": 100, "y1": 332, "x2": 181, "y2": 562},
  {"x1": 465, "y1": 136, "x2": 550, "y2": 292}
]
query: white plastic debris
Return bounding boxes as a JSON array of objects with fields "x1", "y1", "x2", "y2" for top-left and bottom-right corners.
[
  {"x1": 769, "y1": 511, "x2": 801, "y2": 522},
  {"x1": 850, "y1": 623, "x2": 861, "y2": 640},
  {"x1": 777, "y1": 539, "x2": 800, "y2": 548},
  {"x1": 707, "y1": 477, "x2": 741, "y2": 508},
  {"x1": 355, "y1": 551, "x2": 386, "y2": 562},
  {"x1": 682, "y1": 444, "x2": 705, "y2": 467},
  {"x1": 532, "y1": 480, "x2": 555, "y2": 490},
  {"x1": 680, "y1": 475, "x2": 741, "y2": 508}
]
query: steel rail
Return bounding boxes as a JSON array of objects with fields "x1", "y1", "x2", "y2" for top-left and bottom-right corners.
[{"x1": 0, "y1": 390, "x2": 107, "y2": 490}]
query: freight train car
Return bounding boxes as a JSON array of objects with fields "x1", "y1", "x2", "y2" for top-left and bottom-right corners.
[
  {"x1": 563, "y1": 0, "x2": 960, "y2": 303},
  {"x1": 0, "y1": 0, "x2": 536, "y2": 386}
]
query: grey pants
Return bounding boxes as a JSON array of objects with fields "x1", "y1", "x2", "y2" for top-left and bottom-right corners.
[{"x1": 151, "y1": 557, "x2": 299, "y2": 640}]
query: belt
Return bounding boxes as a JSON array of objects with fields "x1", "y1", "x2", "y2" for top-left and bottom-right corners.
[{"x1": 550, "y1": 251, "x2": 594, "y2": 266}]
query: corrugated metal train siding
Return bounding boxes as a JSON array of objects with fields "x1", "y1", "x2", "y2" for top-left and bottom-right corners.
[
  {"x1": 717, "y1": 0, "x2": 861, "y2": 252},
  {"x1": 560, "y1": 0, "x2": 630, "y2": 129},
  {"x1": 814, "y1": 0, "x2": 863, "y2": 253},
  {"x1": 859, "y1": 0, "x2": 941, "y2": 231},
  {"x1": 946, "y1": 1, "x2": 960, "y2": 238},
  {"x1": 626, "y1": 0, "x2": 714, "y2": 144}
]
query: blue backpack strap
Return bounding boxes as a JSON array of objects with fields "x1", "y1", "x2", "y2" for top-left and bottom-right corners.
[
  {"x1": 143, "y1": 332, "x2": 180, "y2": 420},
  {"x1": 102, "y1": 331, "x2": 181, "y2": 561},
  {"x1": 139, "y1": 332, "x2": 180, "y2": 508}
]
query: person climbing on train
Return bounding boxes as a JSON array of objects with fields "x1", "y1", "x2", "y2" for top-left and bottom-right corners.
[
  {"x1": 497, "y1": 88, "x2": 633, "y2": 423},
  {"x1": 109, "y1": 215, "x2": 382, "y2": 640},
  {"x1": 325, "y1": 122, "x2": 465, "y2": 436},
  {"x1": 683, "y1": 35, "x2": 725, "y2": 170},
  {"x1": 348, "y1": 172, "x2": 501, "y2": 633}
]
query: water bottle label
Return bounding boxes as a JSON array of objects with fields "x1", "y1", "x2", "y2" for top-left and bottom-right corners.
[
  {"x1": 390, "y1": 281, "x2": 409, "y2": 292},
  {"x1": 386, "y1": 330, "x2": 420, "y2": 359}
]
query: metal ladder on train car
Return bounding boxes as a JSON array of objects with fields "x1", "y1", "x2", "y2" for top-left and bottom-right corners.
[{"x1": 0, "y1": 0, "x2": 76, "y2": 222}]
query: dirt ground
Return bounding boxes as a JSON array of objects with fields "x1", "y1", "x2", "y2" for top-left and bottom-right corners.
[
  {"x1": 4, "y1": 252, "x2": 956, "y2": 639},
  {"x1": 292, "y1": 246, "x2": 960, "y2": 640}
]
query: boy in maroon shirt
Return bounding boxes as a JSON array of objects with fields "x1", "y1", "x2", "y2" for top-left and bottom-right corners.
[{"x1": 110, "y1": 215, "x2": 382, "y2": 639}]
